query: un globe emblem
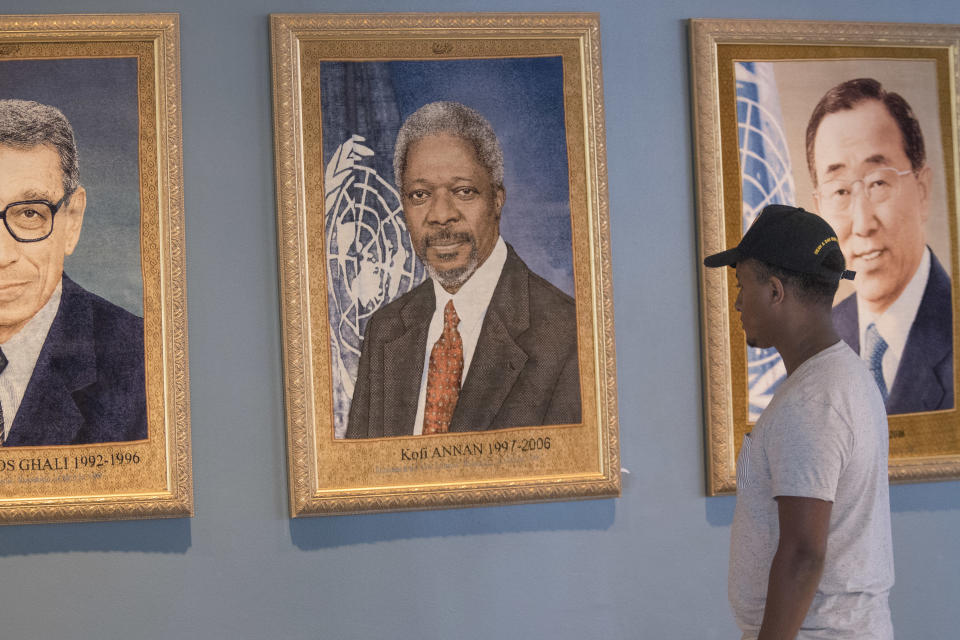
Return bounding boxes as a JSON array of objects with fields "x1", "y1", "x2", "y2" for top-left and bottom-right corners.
[
  {"x1": 324, "y1": 135, "x2": 425, "y2": 436},
  {"x1": 736, "y1": 62, "x2": 794, "y2": 420}
]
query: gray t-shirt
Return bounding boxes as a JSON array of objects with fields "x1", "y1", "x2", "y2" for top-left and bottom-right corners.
[{"x1": 729, "y1": 341, "x2": 894, "y2": 639}]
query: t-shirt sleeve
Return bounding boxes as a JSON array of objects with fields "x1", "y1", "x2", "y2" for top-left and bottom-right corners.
[{"x1": 763, "y1": 399, "x2": 853, "y2": 502}]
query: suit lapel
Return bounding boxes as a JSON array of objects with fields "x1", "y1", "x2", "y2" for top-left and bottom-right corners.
[
  {"x1": 6, "y1": 276, "x2": 97, "y2": 446},
  {"x1": 887, "y1": 253, "x2": 953, "y2": 413},
  {"x1": 450, "y1": 247, "x2": 529, "y2": 432},
  {"x1": 381, "y1": 284, "x2": 433, "y2": 436}
]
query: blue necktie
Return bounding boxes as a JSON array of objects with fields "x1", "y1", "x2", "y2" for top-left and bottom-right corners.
[{"x1": 864, "y1": 323, "x2": 889, "y2": 402}]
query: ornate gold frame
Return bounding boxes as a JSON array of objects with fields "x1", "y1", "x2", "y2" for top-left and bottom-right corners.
[
  {"x1": 0, "y1": 14, "x2": 191, "y2": 522},
  {"x1": 691, "y1": 18, "x2": 960, "y2": 494},
  {"x1": 271, "y1": 13, "x2": 619, "y2": 515}
]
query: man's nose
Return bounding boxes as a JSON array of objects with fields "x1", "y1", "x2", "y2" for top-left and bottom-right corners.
[
  {"x1": 734, "y1": 289, "x2": 742, "y2": 312},
  {"x1": 426, "y1": 190, "x2": 460, "y2": 225},
  {"x1": 0, "y1": 222, "x2": 22, "y2": 265},
  {"x1": 850, "y1": 186, "x2": 880, "y2": 236}
]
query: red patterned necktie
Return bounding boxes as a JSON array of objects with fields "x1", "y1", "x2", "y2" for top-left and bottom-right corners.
[{"x1": 422, "y1": 300, "x2": 463, "y2": 435}]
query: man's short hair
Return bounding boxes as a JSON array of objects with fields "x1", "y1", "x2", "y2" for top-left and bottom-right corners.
[
  {"x1": 805, "y1": 77, "x2": 925, "y2": 187},
  {"x1": 750, "y1": 248, "x2": 846, "y2": 308},
  {"x1": 393, "y1": 101, "x2": 504, "y2": 190},
  {"x1": 0, "y1": 99, "x2": 80, "y2": 196}
]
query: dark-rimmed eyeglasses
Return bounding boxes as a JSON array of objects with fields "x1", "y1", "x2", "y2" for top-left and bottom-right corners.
[{"x1": 0, "y1": 191, "x2": 72, "y2": 243}]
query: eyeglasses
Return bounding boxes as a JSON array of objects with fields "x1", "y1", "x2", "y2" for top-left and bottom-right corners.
[
  {"x1": 815, "y1": 167, "x2": 914, "y2": 216},
  {"x1": 0, "y1": 191, "x2": 72, "y2": 242}
]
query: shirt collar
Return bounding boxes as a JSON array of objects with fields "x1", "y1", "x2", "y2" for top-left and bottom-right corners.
[
  {"x1": 0, "y1": 280, "x2": 62, "y2": 437},
  {"x1": 1, "y1": 279, "x2": 62, "y2": 355},
  {"x1": 858, "y1": 246, "x2": 930, "y2": 357}
]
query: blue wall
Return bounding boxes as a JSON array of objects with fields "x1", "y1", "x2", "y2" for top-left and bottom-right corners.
[{"x1": 0, "y1": 1, "x2": 957, "y2": 638}]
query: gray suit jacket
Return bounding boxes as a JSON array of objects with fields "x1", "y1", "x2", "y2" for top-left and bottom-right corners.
[
  {"x1": 833, "y1": 249, "x2": 953, "y2": 414},
  {"x1": 346, "y1": 244, "x2": 581, "y2": 438}
]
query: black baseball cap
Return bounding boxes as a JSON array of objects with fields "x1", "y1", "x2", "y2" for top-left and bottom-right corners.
[{"x1": 704, "y1": 204, "x2": 855, "y2": 282}]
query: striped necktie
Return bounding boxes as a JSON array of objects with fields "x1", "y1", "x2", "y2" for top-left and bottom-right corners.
[{"x1": 864, "y1": 323, "x2": 889, "y2": 402}]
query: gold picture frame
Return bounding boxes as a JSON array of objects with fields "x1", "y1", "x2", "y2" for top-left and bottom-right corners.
[
  {"x1": 691, "y1": 18, "x2": 960, "y2": 494},
  {"x1": 0, "y1": 14, "x2": 191, "y2": 522},
  {"x1": 271, "y1": 13, "x2": 619, "y2": 515}
]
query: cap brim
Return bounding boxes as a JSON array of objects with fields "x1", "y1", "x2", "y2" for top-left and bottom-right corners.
[{"x1": 703, "y1": 247, "x2": 741, "y2": 268}]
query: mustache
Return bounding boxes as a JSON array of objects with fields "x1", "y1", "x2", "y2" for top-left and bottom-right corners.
[{"x1": 422, "y1": 230, "x2": 474, "y2": 247}]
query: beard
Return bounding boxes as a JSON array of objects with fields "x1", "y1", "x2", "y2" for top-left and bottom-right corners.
[{"x1": 416, "y1": 229, "x2": 480, "y2": 291}]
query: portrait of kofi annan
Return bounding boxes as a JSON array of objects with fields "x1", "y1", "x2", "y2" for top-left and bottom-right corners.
[
  {"x1": 0, "y1": 99, "x2": 146, "y2": 446},
  {"x1": 346, "y1": 101, "x2": 582, "y2": 438}
]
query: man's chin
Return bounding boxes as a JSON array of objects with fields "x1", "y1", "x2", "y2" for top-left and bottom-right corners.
[
  {"x1": 746, "y1": 335, "x2": 774, "y2": 350},
  {"x1": 0, "y1": 308, "x2": 35, "y2": 340},
  {"x1": 855, "y1": 281, "x2": 903, "y2": 313},
  {"x1": 426, "y1": 259, "x2": 478, "y2": 292},
  {"x1": 0, "y1": 282, "x2": 31, "y2": 303}
]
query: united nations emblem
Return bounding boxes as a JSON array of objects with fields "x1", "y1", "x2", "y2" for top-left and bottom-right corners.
[{"x1": 324, "y1": 134, "x2": 425, "y2": 437}]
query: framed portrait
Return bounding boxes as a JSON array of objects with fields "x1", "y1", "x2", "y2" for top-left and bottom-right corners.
[
  {"x1": 0, "y1": 14, "x2": 191, "y2": 522},
  {"x1": 691, "y1": 19, "x2": 960, "y2": 494},
  {"x1": 271, "y1": 13, "x2": 620, "y2": 515}
]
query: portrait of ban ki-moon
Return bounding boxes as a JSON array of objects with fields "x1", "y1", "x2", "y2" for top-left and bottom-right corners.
[
  {"x1": 692, "y1": 20, "x2": 960, "y2": 492},
  {"x1": 0, "y1": 14, "x2": 191, "y2": 523},
  {"x1": 272, "y1": 14, "x2": 619, "y2": 515}
]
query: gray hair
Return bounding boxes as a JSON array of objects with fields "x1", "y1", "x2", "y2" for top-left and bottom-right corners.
[
  {"x1": 393, "y1": 101, "x2": 504, "y2": 190},
  {"x1": 0, "y1": 99, "x2": 80, "y2": 195}
]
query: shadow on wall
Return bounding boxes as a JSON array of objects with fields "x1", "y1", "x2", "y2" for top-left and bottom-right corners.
[
  {"x1": 290, "y1": 498, "x2": 617, "y2": 550},
  {"x1": 706, "y1": 495, "x2": 736, "y2": 527},
  {"x1": 704, "y1": 480, "x2": 960, "y2": 529},
  {"x1": 0, "y1": 517, "x2": 191, "y2": 556},
  {"x1": 889, "y1": 481, "x2": 960, "y2": 513}
]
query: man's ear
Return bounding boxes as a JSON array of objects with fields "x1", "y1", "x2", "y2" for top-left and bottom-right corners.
[
  {"x1": 62, "y1": 186, "x2": 85, "y2": 256},
  {"x1": 768, "y1": 274, "x2": 786, "y2": 306},
  {"x1": 494, "y1": 185, "x2": 505, "y2": 220},
  {"x1": 915, "y1": 165, "x2": 932, "y2": 224}
]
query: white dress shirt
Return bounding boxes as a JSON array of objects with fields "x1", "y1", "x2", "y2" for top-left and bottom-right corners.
[
  {"x1": 0, "y1": 281, "x2": 62, "y2": 440},
  {"x1": 412, "y1": 237, "x2": 508, "y2": 435},
  {"x1": 857, "y1": 247, "x2": 930, "y2": 391}
]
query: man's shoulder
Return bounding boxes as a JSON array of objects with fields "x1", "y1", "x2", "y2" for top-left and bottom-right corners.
[
  {"x1": 60, "y1": 275, "x2": 144, "y2": 349},
  {"x1": 16, "y1": 275, "x2": 148, "y2": 446},
  {"x1": 897, "y1": 248, "x2": 952, "y2": 362},
  {"x1": 924, "y1": 248, "x2": 952, "y2": 312},
  {"x1": 367, "y1": 277, "x2": 433, "y2": 321},
  {"x1": 364, "y1": 245, "x2": 577, "y2": 331},
  {"x1": 502, "y1": 244, "x2": 575, "y2": 313}
]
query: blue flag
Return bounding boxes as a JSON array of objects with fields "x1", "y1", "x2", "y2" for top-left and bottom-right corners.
[
  {"x1": 321, "y1": 62, "x2": 425, "y2": 437},
  {"x1": 735, "y1": 62, "x2": 796, "y2": 420}
]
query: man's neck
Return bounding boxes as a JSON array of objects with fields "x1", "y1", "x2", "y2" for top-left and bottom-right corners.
[
  {"x1": 775, "y1": 310, "x2": 839, "y2": 376},
  {"x1": 862, "y1": 247, "x2": 928, "y2": 316},
  {"x1": 0, "y1": 284, "x2": 62, "y2": 344}
]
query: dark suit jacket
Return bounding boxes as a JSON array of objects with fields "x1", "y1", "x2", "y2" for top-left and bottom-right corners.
[
  {"x1": 346, "y1": 244, "x2": 581, "y2": 438},
  {"x1": 4, "y1": 274, "x2": 147, "y2": 446},
  {"x1": 833, "y1": 250, "x2": 953, "y2": 414}
]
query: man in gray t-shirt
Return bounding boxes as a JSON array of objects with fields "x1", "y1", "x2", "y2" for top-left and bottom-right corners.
[{"x1": 705, "y1": 204, "x2": 894, "y2": 639}]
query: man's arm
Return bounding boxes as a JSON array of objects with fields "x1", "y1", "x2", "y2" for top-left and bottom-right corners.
[
  {"x1": 757, "y1": 495, "x2": 832, "y2": 640},
  {"x1": 542, "y1": 345, "x2": 581, "y2": 425},
  {"x1": 345, "y1": 320, "x2": 376, "y2": 439}
]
